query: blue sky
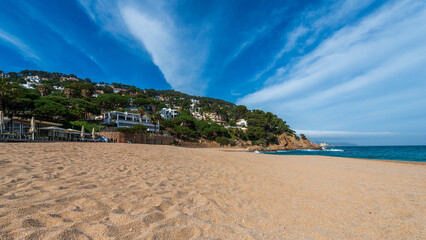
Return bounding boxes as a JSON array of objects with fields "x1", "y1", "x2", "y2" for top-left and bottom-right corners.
[{"x1": 1, "y1": 0, "x2": 425, "y2": 145}]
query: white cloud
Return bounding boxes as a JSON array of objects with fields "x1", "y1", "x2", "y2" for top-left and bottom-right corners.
[
  {"x1": 295, "y1": 130, "x2": 394, "y2": 138},
  {"x1": 238, "y1": 0, "x2": 426, "y2": 106},
  {"x1": 118, "y1": 5, "x2": 209, "y2": 94},
  {"x1": 253, "y1": 25, "x2": 308, "y2": 82},
  {"x1": 252, "y1": 0, "x2": 375, "y2": 82},
  {"x1": 77, "y1": 0, "x2": 210, "y2": 94},
  {"x1": 0, "y1": 29, "x2": 40, "y2": 63}
]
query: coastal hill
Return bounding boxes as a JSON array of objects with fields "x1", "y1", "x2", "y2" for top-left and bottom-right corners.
[{"x1": 0, "y1": 69, "x2": 318, "y2": 150}]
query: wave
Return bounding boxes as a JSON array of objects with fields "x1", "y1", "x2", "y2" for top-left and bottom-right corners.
[
  {"x1": 276, "y1": 148, "x2": 344, "y2": 153},
  {"x1": 253, "y1": 150, "x2": 260, "y2": 153},
  {"x1": 327, "y1": 148, "x2": 344, "y2": 152},
  {"x1": 277, "y1": 149, "x2": 322, "y2": 153}
]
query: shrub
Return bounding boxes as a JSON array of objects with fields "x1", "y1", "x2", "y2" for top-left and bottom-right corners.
[
  {"x1": 116, "y1": 124, "x2": 147, "y2": 134},
  {"x1": 215, "y1": 136, "x2": 229, "y2": 145}
]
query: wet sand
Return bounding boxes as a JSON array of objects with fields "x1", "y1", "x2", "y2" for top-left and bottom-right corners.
[{"x1": 0, "y1": 142, "x2": 425, "y2": 239}]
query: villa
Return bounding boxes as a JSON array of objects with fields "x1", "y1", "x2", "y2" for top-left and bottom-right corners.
[
  {"x1": 102, "y1": 111, "x2": 159, "y2": 132},
  {"x1": 112, "y1": 87, "x2": 128, "y2": 93},
  {"x1": 21, "y1": 75, "x2": 41, "y2": 89},
  {"x1": 160, "y1": 108, "x2": 180, "y2": 120},
  {"x1": 60, "y1": 76, "x2": 79, "y2": 82},
  {"x1": 203, "y1": 112, "x2": 225, "y2": 125},
  {"x1": 191, "y1": 111, "x2": 203, "y2": 120},
  {"x1": 0, "y1": 72, "x2": 10, "y2": 78},
  {"x1": 236, "y1": 119, "x2": 248, "y2": 127}
]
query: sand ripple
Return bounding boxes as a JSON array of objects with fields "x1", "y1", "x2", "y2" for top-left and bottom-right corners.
[{"x1": 0, "y1": 143, "x2": 425, "y2": 239}]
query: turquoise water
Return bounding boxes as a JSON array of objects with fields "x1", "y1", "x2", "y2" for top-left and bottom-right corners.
[{"x1": 263, "y1": 146, "x2": 426, "y2": 162}]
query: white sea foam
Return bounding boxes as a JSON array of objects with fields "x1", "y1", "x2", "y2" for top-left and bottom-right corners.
[
  {"x1": 327, "y1": 149, "x2": 344, "y2": 152},
  {"x1": 253, "y1": 150, "x2": 260, "y2": 153}
]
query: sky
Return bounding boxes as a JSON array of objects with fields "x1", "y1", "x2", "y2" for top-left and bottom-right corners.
[{"x1": 1, "y1": 0, "x2": 425, "y2": 145}]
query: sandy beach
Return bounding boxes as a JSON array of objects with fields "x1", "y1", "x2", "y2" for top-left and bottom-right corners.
[{"x1": 0, "y1": 143, "x2": 425, "y2": 239}]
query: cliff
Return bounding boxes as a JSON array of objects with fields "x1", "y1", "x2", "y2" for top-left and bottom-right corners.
[{"x1": 245, "y1": 134, "x2": 321, "y2": 152}]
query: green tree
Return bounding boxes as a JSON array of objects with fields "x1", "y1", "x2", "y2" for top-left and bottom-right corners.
[
  {"x1": 215, "y1": 136, "x2": 229, "y2": 145},
  {"x1": 34, "y1": 99, "x2": 67, "y2": 119},
  {"x1": 95, "y1": 94, "x2": 128, "y2": 110},
  {"x1": 116, "y1": 124, "x2": 147, "y2": 134},
  {"x1": 246, "y1": 126, "x2": 265, "y2": 142},
  {"x1": 137, "y1": 106, "x2": 146, "y2": 119}
]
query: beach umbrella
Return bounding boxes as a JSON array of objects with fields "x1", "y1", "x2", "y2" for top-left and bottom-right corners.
[
  {"x1": 91, "y1": 128, "x2": 95, "y2": 139},
  {"x1": 0, "y1": 111, "x2": 4, "y2": 134},
  {"x1": 80, "y1": 126, "x2": 85, "y2": 139},
  {"x1": 29, "y1": 117, "x2": 36, "y2": 140}
]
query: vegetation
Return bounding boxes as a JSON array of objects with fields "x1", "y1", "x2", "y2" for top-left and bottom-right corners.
[
  {"x1": 68, "y1": 121, "x2": 104, "y2": 133},
  {"x1": 116, "y1": 124, "x2": 147, "y2": 134},
  {"x1": 0, "y1": 69, "x2": 302, "y2": 145}
]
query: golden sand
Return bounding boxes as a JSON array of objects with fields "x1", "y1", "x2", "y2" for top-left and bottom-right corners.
[{"x1": 0, "y1": 143, "x2": 425, "y2": 239}]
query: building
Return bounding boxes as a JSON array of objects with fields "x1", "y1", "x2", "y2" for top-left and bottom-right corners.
[
  {"x1": 160, "y1": 108, "x2": 180, "y2": 120},
  {"x1": 154, "y1": 95, "x2": 165, "y2": 101},
  {"x1": 190, "y1": 99, "x2": 200, "y2": 111},
  {"x1": 102, "y1": 111, "x2": 159, "y2": 132},
  {"x1": 1, "y1": 117, "x2": 63, "y2": 140},
  {"x1": 112, "y1": 87, "x2": 127, "y2": 93},
  {"x1": 22, "y1": 76, "x2": 41, "y2": 89},
  {"x1": 191, "y1": 111, "x2": 203, "y2": 120},
  {"x1": 92, "y1": 90, "x2": 104, "y2": 98},
  {"x1": 60, "y1": 76, "x2": 79, "y2": 82},
  {"x1": 236, "y1": 119, "x2": 248, "y2": 127},
  {"x1": 25, "y1": 76, "x2": 40, "y2": 82},
  {"x1": 0, "y1": 72, "x2": 10, "y2": 78}
]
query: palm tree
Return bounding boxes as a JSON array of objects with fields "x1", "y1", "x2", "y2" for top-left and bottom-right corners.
[
  {"x1": 151, "y1": 113, "x2": 162, "y2": 133},
  {"x1": 64, "y1": 88, "x2": 74, "y2": 98},
  {"x1": 137, "y1": 106, "x2": 146, "y2": 123},
  {"x1": 81, "y1": 89, "x2": 91, "y2": 98}
]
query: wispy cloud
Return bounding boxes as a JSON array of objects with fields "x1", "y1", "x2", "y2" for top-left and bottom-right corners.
[
  {"x1": 0, "y1": 29, "x2": 41, "y2": 63},
  {"x1": 222, "y1": 6, "x2": 289, "y2": 70},
  {"x1": 120, "y1": 6, "x2": 208, "y2": 93},
  {"x1": 251, "y1": 0, "x2": 375, "y2": 83},
  {"x1": 78, "y1": 0, "x2": 209, "y2": 94},
  {"x1": 238, "y1": 0, "x2": 426, "y2": 106},
  {"x1": 295, "y1": 130, "x2": 394, "y2": 138},
  {"x1": 253, "y1": 25, "x2": 308, "y2": 82}
]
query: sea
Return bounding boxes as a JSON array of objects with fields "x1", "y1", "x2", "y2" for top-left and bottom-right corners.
[{"x1": 262, "y1": 146, "x2": 426, "y2": 162}]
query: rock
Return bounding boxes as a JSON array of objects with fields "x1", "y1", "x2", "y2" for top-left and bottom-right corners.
[{"x1": 245, "y1": 134, "x2": 321, "y2": 152}]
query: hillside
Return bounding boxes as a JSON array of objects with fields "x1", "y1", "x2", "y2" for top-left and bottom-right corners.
[{"x1": 0, "y1": 69, "x2": 317, "y2": 149}]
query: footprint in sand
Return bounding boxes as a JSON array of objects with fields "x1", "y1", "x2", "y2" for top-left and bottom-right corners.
[
  {"x1": 143, "y1": 212, "x2": 166, "y2": 226},
  {"x1": 22, "y1": 218, "x2": 45, "y2": 228}
]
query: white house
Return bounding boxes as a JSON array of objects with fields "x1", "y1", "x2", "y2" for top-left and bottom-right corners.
[
  {"x1": 236, "y1": 119, "x2": 248, "y2": 127},
  {"x1": 102, "y1": 111, "x2": 159, "y2": 132},
  {"x1": 25, "y1": 76, "x2": 40, "y2": 82},
  {"x1": 160, "y1": 108, "x2": 180, "y2": 120},
  {"x1": 190, "y1": 99, "x2": 200, "y2": 111},
  {"x1": 0, "y1": 72, "x2": 10, "y2": 78},
  {"x1": 22, "y1": 76, "x2": 41, "y2": 89}
]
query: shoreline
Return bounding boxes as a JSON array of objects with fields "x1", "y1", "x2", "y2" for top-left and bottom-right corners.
[{"x1": 2, "y1": 141, "x2": 425, "y2": 165}]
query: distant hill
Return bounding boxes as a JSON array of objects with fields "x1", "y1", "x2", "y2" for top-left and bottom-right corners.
[{"x1": 327, "y1": 142, "x2": 358, "y2": 146}]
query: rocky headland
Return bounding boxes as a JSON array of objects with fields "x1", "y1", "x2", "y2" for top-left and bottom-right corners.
[{"x1": 245, "y1": 134, "x2": 321, "y2": 152}]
